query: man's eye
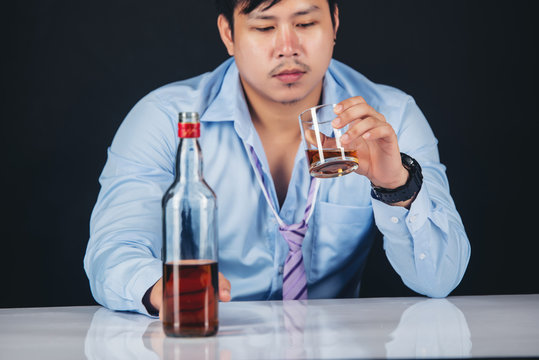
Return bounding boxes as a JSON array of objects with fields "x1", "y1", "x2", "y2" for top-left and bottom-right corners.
[
  {"x1": 256, "y1": 26, "x2": 274, "y2": 32},
  {"x1": 297, "y1": 22, "x2": 315, "y2": 28}
]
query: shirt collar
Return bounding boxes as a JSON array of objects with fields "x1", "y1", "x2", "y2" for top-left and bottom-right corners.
[
  {"x1": 200, "y1": 58, "x2": 351, "y2": 144},
  {"x1": 322, "y1": 59, "x2": 352, "y2": 105},
  {"x1": 200, "y1": 59, "x2": 257, "y2": 144}
]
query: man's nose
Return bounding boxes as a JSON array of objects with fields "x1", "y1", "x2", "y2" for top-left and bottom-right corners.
[{"x1": 275, "y1": 26, "x2": 300, "y2": 58}]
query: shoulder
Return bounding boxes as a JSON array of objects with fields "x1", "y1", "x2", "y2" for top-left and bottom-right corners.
[
  {"x1": 110, "y1": 59, "x2": 235, "y2": 161},
  {"x1": 138, "y1": 58, "x2": 235, "y2": 116},
  {"x1": 328, "y1": 59, "x2": 412, "y2": 109},
  {"x1": 328, "y1": 59, "x2": 423, "y2": 131}
]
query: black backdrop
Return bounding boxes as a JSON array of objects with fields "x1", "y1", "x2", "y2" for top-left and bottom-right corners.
[{"x1": 2, "y1": 1, "x2": 538, "y2": 308}]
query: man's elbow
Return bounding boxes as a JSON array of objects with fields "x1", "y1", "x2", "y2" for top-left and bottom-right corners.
[{"x1": 406, "y1": 264, "x2": 468, "y2": 298}]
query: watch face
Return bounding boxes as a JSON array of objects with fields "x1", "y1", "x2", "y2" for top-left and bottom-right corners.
[{"x1": 401, "y1": 153, "x2": 414, "y2": 170}]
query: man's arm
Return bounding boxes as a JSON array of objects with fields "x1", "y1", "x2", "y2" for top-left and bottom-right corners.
[
  {"x1": 333, "y1": 96, "x2": 470, "y2": 297},
  {"x1": 378, "y1": 99, "x2": 470, "y2": 297},
  {"x1": 85, "y1": 93, "x2": 234, "y2": 316},
  {"x1": 84, "y1": 95, "x2": 177, "y2": 315}
]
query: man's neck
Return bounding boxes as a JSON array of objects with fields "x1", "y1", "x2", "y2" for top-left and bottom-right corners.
[
  {"x1": 240, "y1": 77, "x2": 323, "y2": 206},
  {"x1": 242, "y1": 81, "x2": 323, "y2": 136}
]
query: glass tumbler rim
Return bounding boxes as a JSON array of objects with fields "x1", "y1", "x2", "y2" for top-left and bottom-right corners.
[{"x1": 298, "y1": 103, "x2": 338, "y2": 124}]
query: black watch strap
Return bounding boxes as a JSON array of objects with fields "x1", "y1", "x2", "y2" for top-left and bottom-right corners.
[{"x1": 370, "y1": 153, "x2": 423, "y2": 204}]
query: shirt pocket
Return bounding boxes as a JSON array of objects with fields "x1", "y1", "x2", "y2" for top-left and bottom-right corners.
[{"x1": 309, "y1": 201, "x2": 374, "y2": 283}]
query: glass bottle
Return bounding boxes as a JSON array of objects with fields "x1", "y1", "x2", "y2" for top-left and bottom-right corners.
[{"x1": 162, "y1": 112, "x2": 218, "y2": 337}]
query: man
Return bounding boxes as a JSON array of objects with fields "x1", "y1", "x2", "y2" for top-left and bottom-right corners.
[{"x1": 84, "y1": 0, "x2": 470, "y2": 316}]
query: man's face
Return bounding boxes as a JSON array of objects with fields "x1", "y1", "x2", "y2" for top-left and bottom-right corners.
[{"x1": 219, "y1": 0, "x2": 338, "y2": 105}]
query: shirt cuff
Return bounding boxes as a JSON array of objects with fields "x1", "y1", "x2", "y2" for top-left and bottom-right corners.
[
  {"x1": 142, "y1": 282, "x2": 160, "y2": 317},
  {"x1": 130, "y1": 259, "x2": 162, "y2": 318},
  {"x1": 371, "y1": 184, "x2": 431, "y2": 235}
]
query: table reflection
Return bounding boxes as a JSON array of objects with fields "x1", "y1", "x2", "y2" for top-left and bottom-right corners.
[
  {"x1": 386, "y1": 299, "x2": 472, "y2": 358},
  {"x1": 84, "y1": 308, "x2": 158, "y2": 359},
  {"x1": 84, "y1": 298, "x2": 471, "y2": 359}
]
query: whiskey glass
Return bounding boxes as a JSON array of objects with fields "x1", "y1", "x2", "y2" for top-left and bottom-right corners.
[{"x1": 299, "y1": 104, "x2": 359, "y2": 178}]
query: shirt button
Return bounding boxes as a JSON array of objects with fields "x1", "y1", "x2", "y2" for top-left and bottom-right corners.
[
  {"x1": 278, "y1": 266, "x2": 284, "y2": 274},
  {"x1": 419, "y1": 253, "x2": 426, "y2": 260},
  {"x1": 391, "y1": 216, "x2": 399, "y2": 224},
  {"x1": 409, "y1": 215, "x2": 418, "y2": 223}
]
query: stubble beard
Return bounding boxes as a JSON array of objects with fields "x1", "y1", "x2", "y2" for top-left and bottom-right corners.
[
  {"x1": 277, "y1": 79, "x2": 324, "y2": 106},
  {"x1": 279, "y1": 84, "x2": 303, "y2": 105}
]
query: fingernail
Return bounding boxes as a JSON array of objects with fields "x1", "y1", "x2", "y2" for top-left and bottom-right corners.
[
  {"x1": 332, "y1": 117, "x2": 341, "y2": 127},
  {"x1": 363, "y1": 132, "x2": 371, "y2": 139},
  {"x1": 340, "y1": 134, "x2": 349, "y2": 143},
  {"x1": 334, "y1": 104, "x2": 343, "y2": 113}
]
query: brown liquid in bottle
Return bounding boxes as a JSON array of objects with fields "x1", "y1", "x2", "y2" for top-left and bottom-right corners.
[{"x1": 162, "y1": 260, "x2": 219, "y2": 337}]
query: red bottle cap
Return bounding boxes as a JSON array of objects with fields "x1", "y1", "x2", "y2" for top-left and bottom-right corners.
[{"x1": 178, "y1": 122, "x2": 200, "y2": 138}]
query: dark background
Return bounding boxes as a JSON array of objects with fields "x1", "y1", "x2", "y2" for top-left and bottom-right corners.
[{"x1": 2, "y1": 0, "x2": 538, "y2": 308}]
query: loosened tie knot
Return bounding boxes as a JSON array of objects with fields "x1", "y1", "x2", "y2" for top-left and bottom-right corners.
[{"x1": 279, "y1": 220, "x2": 308, "y2": 253}]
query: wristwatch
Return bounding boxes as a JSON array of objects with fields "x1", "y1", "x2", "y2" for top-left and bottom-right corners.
[{"x1": 370, "y1": 153, "x2": 423, "y2": 204}]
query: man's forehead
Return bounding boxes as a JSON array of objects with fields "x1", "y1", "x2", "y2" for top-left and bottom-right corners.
[
  {"x1": 236, "y1": 0, "x2": 324, "y2": 18},
  {"x1": 247, "y1": 4, "x2": 321, "y2": 19}
]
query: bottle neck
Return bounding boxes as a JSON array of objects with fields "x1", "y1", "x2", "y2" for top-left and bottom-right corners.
[{"x1": 176, "y1": 137, "x2": 203, "y2": 182}]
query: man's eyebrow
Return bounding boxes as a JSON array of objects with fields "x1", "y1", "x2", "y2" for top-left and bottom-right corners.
[{"x1": 248, "y1": 5, "x2": 321, "y2": 20}]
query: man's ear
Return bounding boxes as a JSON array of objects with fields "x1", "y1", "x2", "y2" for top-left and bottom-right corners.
[
  {"x1": 217, "y1": 14, "x2": 235, "y2": 56},
  {"x1": 333, "y1": 5, "x2": 340, "y2": 40}
]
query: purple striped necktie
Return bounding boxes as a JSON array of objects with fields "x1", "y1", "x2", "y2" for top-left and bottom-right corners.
[{"x1": 249, "y1": 147, "x2": 318, "y2": 300}]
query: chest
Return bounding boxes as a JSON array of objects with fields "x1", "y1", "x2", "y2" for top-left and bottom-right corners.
[{"x1": 261, "y1": 138, "x2": 301, "y2": 207}]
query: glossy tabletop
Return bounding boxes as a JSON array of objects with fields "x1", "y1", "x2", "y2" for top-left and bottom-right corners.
[{"x1": 1, "y1": 294, "x2": 538, "y2": 359}]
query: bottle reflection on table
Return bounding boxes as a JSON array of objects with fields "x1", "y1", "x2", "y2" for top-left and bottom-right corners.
[{"x1": 145, "y1": 320, "x2": 222, "y2": 360}]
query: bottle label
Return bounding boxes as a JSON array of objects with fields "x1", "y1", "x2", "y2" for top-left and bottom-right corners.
[{"x1": 178, "y1": 122, "x2": 200, "y2": 138}]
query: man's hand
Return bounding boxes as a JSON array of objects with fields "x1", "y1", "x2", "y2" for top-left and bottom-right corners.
[
  {"x1": 217, "y1": 272, "x2": 232, "y2": 302},
  {"x1": 332, "y1": 96, "x2": 413, "y2": 207},
  {"x1": 149, "y1": 272, "x2": 231, "y2": 320}
]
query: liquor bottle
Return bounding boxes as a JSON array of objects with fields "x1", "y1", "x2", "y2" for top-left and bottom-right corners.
[{"x1": 162, "y1": 112, "x2": 219, "y2": 337}]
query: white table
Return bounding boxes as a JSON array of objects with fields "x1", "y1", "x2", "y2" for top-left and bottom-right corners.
[{"x1": 1, "y1": 294, "x2": 538, "y2": 359}]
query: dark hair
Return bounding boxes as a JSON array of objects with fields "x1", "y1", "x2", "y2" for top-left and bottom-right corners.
[{"x1": 215, "y1": 0, "x2": 338, "y2": 34}]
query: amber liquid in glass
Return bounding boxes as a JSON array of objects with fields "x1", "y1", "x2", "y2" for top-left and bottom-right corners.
[
  {"x1": 162, "y1": 260, "x2": 219, "y2": 337},
  {"x1": 306, "y1": 149, "x2": 359, "y2": 178}
]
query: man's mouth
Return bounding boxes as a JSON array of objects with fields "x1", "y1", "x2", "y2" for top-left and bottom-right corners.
[{"x1": 273, "y1": 69, "x2": 306, "y2": 83}]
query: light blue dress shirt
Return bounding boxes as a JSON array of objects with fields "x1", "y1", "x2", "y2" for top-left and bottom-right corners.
[{"x1": 84, "y1": 58, "x2": 470, "y2": 316}]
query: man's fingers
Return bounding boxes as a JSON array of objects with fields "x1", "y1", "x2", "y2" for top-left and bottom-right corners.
[
  {"x1": 333, "y1": 101, "x2": 383, "y2": 129},
  {"x1": 158, "y1": 272, "x2": 230, "y2": 323},
  {"x1": 334, "y1": 96, "x2": 367, "y2": 114},
  {"x1": 361, "y1": 123, "x2": 395, "y2": 142},
  {"x1": 340, "y1": 117, "x2": 377, "y2": 144},
  {"x1": 218, "y1": 272, "x2": 231, "y2": 302},
  {"x1": 340, "y1": 117, "x2": 393, "y2": 145}
]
